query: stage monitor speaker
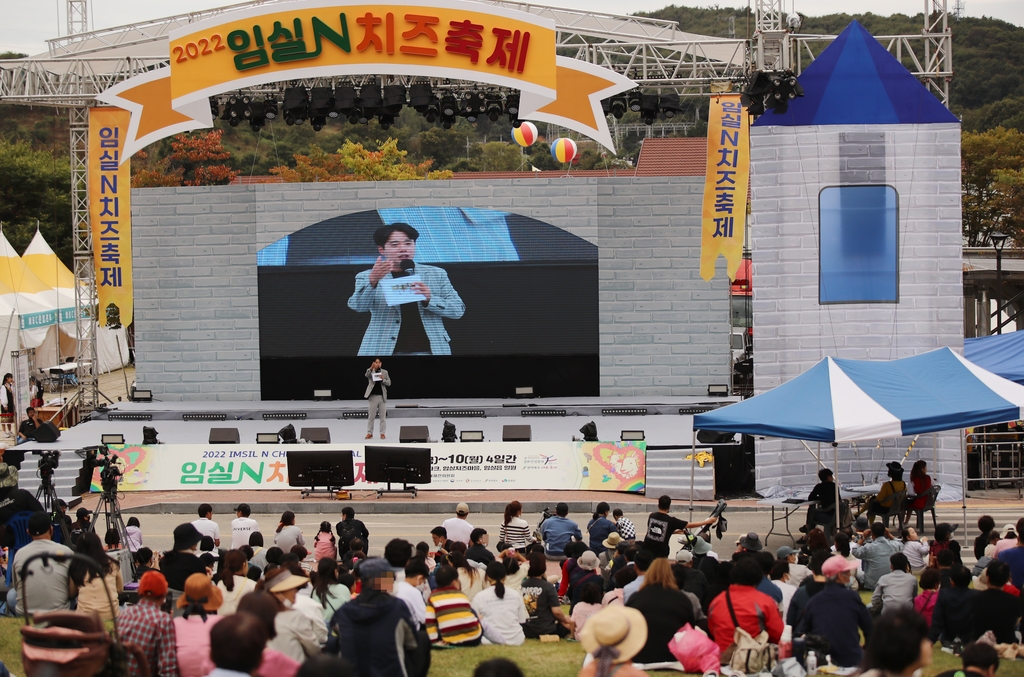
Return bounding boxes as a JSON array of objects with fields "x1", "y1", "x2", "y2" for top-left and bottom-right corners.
[
  {"x1": 300, "y1": 427, "x2": 331, "y2": 444},
  {"x1": 400, "y1": 426, "x2": 430, "y2": 443},
  {"x1": 209, "y1": 428, "x2": 240, "y2": 444},
  {"x1": 502, "y1": 425, "x2": 532, "y2": 442},
  {"x1": 32, "y1": 421, "x2": 61, "y2": 443}
]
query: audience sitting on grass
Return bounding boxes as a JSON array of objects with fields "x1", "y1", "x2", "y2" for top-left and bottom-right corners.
[
  {"x1": 9, "y1": 511, "x2": 74, "y2": 616},
  {"x1": 235, "y1": 591, "x2": 303, "y2": 677},
  {"x1": 796, "y1": 555, "x2": 873, "y2": 667},
  {"x1": 902, "y1": 527, "x2": 931, "y2": 571},
  {"x1": 467, "y1": 528, "x2": 495, "y2": 566},
  {"x1": 207, "y1": 612, "x2": 269, "y2": 677},
  {"x1": 870, "y1": 552, "x2": 918, "y2": 616},
  {"x1": 570, "y1": 582, "x2": 604, "y2": 641},
  {"x1": 622, "y1": 549, "x2": 654, "y2": 604},
  {"x1": 628, "y1": 557, "x2": 699, "y2": 666},
  {"x1": 521, "y1": 552, "x2": 575, "y2": 638},
  {"x1": 499, "y1": 500, "x2": 533, "y2": 552},
  {"x1": 787, "y1": 551, "x2": 830, "y2": 627},
  {"x1": 603, "y1": 566, "x2": 637, "y2": 606},
  {"x1": 449, "y1": 549, "x2": 486, "y2": 601},
  {"x1": 118, "y1": 571, "x2": 178, "y2": 677},
  {"x1": 160, "y1": 523, "x2": 207, "y2": 595},
  {"x1": 587, "y1": 502, "x2": 617, "y2": 553},
  {"x1": 471, "y1": 560, "x2": 528, "y2": 645},
  {"x1": 853, "y1": 522, "x2": 905, "y2": 590},
  {"x1": 336, "y1": 506, "x2": 370, "y2": 555},
  {"x1": 776, "y1": 545, "x2": 810, "y2": 587},
  {"x1": 569, "y1": 550, "x2": 603, "y2": 611},
  {"x1": 928, "y1": 563, "x2": 976, "y2": 645},
  {"x1": 672, "y1": 550, "x2": 711, "y2": 611},
  {"x1": 263, "y1": 565, "x2": 326, "y2": 661},
  {"x1": 216, "y1": 549, "x2": 257, "y2": 616},
  {"x1": 275, "y1": 510, "x2": 305, "y2": 553},
  {"x1": 914, "y1": 566, "x2": 941, "y2": 627},
  {"x1": 541, "y1": 502, "x2": 583, "y2": 561},
  {"x1": 934, "y1": 641, "x2": 1000, "y2": 677},
  {"x1": 425, "y1": 564, "x2": 483, "y2": 646},
  {"x1": 579, "y1": 606, "x2": 650, "y2": 677},
  {"x1": 769, "y1": 559, "x2": 797, "y2": 619},
  {"x1": 708, "y1": 556, "x2": 784, "y2": 653},
  {"x1": 313, "y1": 521, "x2": 337, "y2": 563},
  {"x1": 860, "y1": 607, "x2": 932, "y2": 677},
  {"x1": 930, "y1": 522, "x2": 963, "y2": 567},
  {"x1": 394, "y1": 557, "x2": 430, "y2": 630},
  {"x1": 174, "y1": 573, "x2": 224, "y2": 677},
  {"x1": 996, "y1": 516, "x2": 1024, "y2": 587},
  {"x1": 125, "y1": 516, "x2": 144, "y2": 552},
  {"x1": 70, "y1": 531, "x2": 124, "y2": 620},
  {"x1": 973, "y1": 515, "x2": 996, "y2": 560},
  {"x1": 969, "y1": 559, "x2": 1021, "y2": 644},
  {"x1": 559, "y1": 541, "x2": 591, "y2": 600}
]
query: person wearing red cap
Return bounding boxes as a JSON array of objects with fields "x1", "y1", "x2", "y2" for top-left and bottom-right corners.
[{"x1": 118, "y1": 571, "x2": 179, "y2": 677}]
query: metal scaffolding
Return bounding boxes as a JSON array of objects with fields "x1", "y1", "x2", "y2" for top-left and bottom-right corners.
[{"x1": 0, "y1": 0, "x2": 953, "y2": 412}]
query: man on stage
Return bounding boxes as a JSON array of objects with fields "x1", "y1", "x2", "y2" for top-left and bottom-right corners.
[
  {"x1": 348, "y1": 223, "x2": 465, "y2": 356},
  {"x1": 365, "y1": 359, "x2": 391, "y2": 439}
]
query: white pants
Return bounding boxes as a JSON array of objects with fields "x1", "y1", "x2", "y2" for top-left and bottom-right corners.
[{"x1": 367, "y1": 394, "x2": 386, "y2": 434}]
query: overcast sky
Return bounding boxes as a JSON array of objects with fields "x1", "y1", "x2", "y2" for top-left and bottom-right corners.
[{"x1": 2, "y1": 0, "x2": 1021, "y2": 56}]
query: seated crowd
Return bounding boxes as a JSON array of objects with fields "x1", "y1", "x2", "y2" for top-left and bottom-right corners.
[{"x1": 1, "y1": 487, "x2": 1022, "y2": 677}]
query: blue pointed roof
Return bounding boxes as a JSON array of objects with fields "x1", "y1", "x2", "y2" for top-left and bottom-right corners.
[{"x1": 753, "y1": 20, "x2": 958, "y2": 126}]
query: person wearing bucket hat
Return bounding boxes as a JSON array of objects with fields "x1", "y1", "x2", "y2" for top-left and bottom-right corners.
[
  {"x1": 689, "y1": 535, "x2": 719, "y2": 582},
  {"x1": 159, "y1": 523, "x2": 207, "y2": 592},
  {"x1": 173, "y1": 573, "x2": 224, "y2": 677},
  {"x1": 263, "y1": 565, "x2": 325, "y2": 662},
  {"x1": 327, "y1": 557, "x2": 422, "y2": 676},
  {"x1": 119, "y1": 571, "x2": 180, "y2": 677},
  {"x1": 867, "y1": 462, "x2": 907, "y2": 523},
  {"x1": 738, "y1": 532, "x2": 763, "y2": 553},
  {"x1": 579, "y1": 606, "x2": 649, "y2": 677},
  {"x1": 797, "y1": 554, "x2": 873, "y2": 667},
  {"x1": 598, "y1": 532, "x2": 623, "y2": 582},
  {"x1": 570, "y1": 551, "x2": 603, "y2": 612}
]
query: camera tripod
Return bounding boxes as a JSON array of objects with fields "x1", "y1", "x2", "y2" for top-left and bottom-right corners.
[
  {"x1": 34, "y1": 467, "x2": 72, "y2": 546},
  {"x1": 89, "y1": 488, "x2": 136, "y2": 580}
]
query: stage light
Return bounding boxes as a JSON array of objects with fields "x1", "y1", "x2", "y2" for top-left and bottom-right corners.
[
  {"x1": 310, "y1": 86, "x2": 336, "y2": 118},
  {"x1": 334, "y1": 86, "x2": 358, "y2": 117},
  {"x1": 462, "y1": 92, "x2": 485, "y2": 121},
  {"x1": 143, "y1": 426, "x2": 159, "y2": 445},
  {"x1": 620, "y1": 430, "x2": 645, "y2": 442},
  {"x1": 440, "y1": 95, "x2": 457, "y2": 117},
  {"x1": 247, "y1": 101, "x2": 266, "y2": 132},
  {"x1": 609, "y1": 97, "x2": 627, "y2": 119},
  {"x1": 460, "y1": 430, "x2": 484, "y2": 442},
  {"x1": 256, "y1": 433, "x2": 279, "y2": 443},
  {"x1": 627, "y1": 91, "x2": 643, "y2": 112},
  {"x1": 283, "y1": 87, "x2": 309, "y2": 125},
  {"x1": 707, "y1": 384, "x2": 730, "y2": 396},
  {"x1": 740, "y1": 72, "x2": 773, "y2": 116},
  {"x1": 278, "y1": 424, "x2": 298, "y2": 443},
  {"x1": 442, "y1": 420, "x2": 457, "y2": 443},
  {"x1": 360, "y1": 83, "x2": 382, "y2": 115},
  {"x1": 422, "y1": 98, "x2": 439, "y2": 123},
  {"x1": 382, "y1": 84, "x2": 407, "y2": 115},
  {"x1": 378, "y1": 114, "x2": 394, "y2": 130},
  {"x1": 101, "y1": 434, "x2": 124, "y2": 445},
  {"x1": 409, "y1": 83, "x2": 434, "y2": 110},
  {"x1": 311, "y1": 116, "x2": 327, "y2": 132},
  {"x1": 639, "y1": 94, "x2": 659, "y2": 125},
  {"x1": 505, "y1": 94, "x2": 519, "y2": 117},
  {"x1": 130, "y1": 389, "x2": 152, "y2": 402},
  {"x1": 515, "y1": 386, "x2": 534, "y2": 397},
  {"x1": 659, "y1": 92, "x2": 683, "y2": 119},
  {"x1": 313, "y1": 389, "x2": 332, "y2": 400},
  {"x1": 579, "y1": 421, "x2": 598, "y2": 442},
  {"x1": 209, "y1": 99, "x2": 220, "y2": 118},
  {"x1": 485, "y1": 95, "x2": 503, "y2": 121},
  {"x1": 764, "y1": 70, "x2": 804, "y2": 114},
  {"x1": 263, "y1": 98, "x2": 278, "y2": 120}
]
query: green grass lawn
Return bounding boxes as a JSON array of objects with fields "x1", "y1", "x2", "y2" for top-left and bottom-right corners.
[{"x1": 5, "y1": 615, "x2": 1024, "y2": 677}]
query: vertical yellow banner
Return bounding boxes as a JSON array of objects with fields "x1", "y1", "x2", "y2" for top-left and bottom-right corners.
[
  {"x1": 700, "y1": 95, "x2": 749, "y2": 282},
  {"x1": 89, "y1": 108, "x2": 133, "y2": 327}
]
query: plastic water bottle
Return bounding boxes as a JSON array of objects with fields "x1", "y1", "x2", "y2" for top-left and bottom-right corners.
[
  {"x1": 806, "y1": 651, "x2": 818, "y2": 675},
  {"x1": 779, "y1": 625, "x2": 793, "y2": 659}
]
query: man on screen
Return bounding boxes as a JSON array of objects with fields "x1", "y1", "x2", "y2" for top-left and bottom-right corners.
[{"x1": 348, "y1": 223, "x2": 465, "y2": 356}]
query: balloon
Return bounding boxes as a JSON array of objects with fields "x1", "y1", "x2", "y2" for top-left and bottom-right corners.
[
  {"x1": 511, "y1": 122, "x2": 538, "y2": 147},
  {"x1": 550, "y1": 137, "x2": 579, "y2": 164}
]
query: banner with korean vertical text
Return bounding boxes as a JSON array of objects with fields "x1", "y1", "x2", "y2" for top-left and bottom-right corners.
[
  {"x1": 700, "y1": 94, "x2": 749, "y2": 282},
  {"x1": 88, "y1": 108, "x2": 133, "y2": 328}
]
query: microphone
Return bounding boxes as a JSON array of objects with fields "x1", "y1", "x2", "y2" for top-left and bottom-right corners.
[{"x1": 399, "y1": 259, "x2": 415, "y2": 275}]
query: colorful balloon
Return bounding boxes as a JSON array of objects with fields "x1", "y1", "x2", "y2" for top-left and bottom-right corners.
[
  {"x1": 510, "y1": 121, "x2": 538, "y2": 147},
  {"x1": 550, "y1": 137, "x2": 578, "y2": 164}
]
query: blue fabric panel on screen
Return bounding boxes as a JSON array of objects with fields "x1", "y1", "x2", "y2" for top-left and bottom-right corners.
[
  {"x1": 378, "y1": 207, "x2": 520, "y2": 262},
  {"x1": 819, "y1": 185, "x2": 898, "y2": 303},
  {"x1": 256, "y1": 237, "x2": 289, "y2": 266},
  {"x1": 965, "y1": 332, "x2": 1024, "y2": 385},
  {"x1": 753, "y1": 20, "x2": 959, "y2": 127}
]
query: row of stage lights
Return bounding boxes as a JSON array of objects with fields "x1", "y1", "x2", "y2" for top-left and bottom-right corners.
[
  {"x1": 214, "y1": 83, "x2": 694, "y2": 133},
  {"x1": 215, "y1": 83, "x2": 521, "y2": 133}
]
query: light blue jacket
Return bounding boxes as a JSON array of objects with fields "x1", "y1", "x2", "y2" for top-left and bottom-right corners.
[{"x1": 347, "y1": 263, "x2": 465, "y2": 356}]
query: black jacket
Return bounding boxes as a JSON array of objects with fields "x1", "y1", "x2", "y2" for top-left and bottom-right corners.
[
  {"x1": 329, "y1": 588, "x2": 418, "y2": 677},
  {"x1": 796, "y1": 582, "x2": 872, "y2": 668},
  {"x1": 627, "y1": 585, "x2": 696, "y2": 664},
  {"x1": 929, "y1": 586, "x2": 977, "y2": 644},
  {"x1": 969, "y1": 589, "x2": 1024, "y2": 644}
]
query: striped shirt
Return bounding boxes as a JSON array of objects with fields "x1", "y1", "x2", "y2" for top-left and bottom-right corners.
[
  {"x1": 499, "y1": 517, "x2": 533, "y2": 550},
  {"x1": 425, "y1": 587, "x2": 482, "y2": 645}
]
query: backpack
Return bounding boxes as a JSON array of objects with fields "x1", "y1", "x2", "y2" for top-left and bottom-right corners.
[
  {"x1": 337, "y1": 520, "x2": 361, "y2": 549},
  {"x1": 722, "y1": 591, "x2": 778, "y2": 674}
]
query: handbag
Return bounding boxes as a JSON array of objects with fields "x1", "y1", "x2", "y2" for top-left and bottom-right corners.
[
  {"x1": 669, "y1": 623, "x2": 722, "y2": 673},
  {"x1": 722, "y1": 591, "x2": 778, "y2": 674}
]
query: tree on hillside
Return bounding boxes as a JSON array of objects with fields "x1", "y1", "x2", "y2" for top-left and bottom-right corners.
[
  {"x1": 962, "y1": 127, "x2": 1024, "y2": 247},
  {"x1": 132, "y1": 129, "x2": 238, "y2": 187},
  {"x1": 269, "y1": 138, "x2": 452, "y2": 182},
  {"x1": 479, "y1": 142, "x2": 524, "y2": 171},
  {"x1": 0, "y1": 139, "x2": 72, "y2": 265}
]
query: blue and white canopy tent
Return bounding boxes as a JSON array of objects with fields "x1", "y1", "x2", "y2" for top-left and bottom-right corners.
[
  {"x1": 693, "y1": 348, "x2": 1024, "y2": 527},
  {"x1": 964, "y1": 332, "x2": 1024, "y2": 386}
]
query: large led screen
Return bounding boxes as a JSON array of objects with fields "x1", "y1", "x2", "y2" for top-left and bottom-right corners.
[{"x1": 257, "y1": 207, "x2": 599, "y2": 398}]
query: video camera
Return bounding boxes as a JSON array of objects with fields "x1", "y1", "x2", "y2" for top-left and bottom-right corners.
[
  {"x1": 74, "y1": 445, "x2": 123, "y2": 495},
  {"x1": 36, "y1": 449, "x2": 60, "y2": 475}
]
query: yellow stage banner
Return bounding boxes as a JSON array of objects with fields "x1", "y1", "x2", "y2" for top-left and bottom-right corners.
[
  {"x1": 700, "y1": 95, "x2": 749, "y2": 282},
  {"x1": 88, "y1": 108, "x2": 133, "y2": 328},
  {"x1": 96, "y1": 0, "x2": 635, "y2": 157}
]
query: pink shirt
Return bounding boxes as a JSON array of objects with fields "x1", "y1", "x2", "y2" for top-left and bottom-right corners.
[
  {"x1": 995, "y1": 538, "x2": 1018, "y2": 555},
  {"x1": 173, "y1": 614, "x2": 221, "y2": 677},
  {"x1": 571, "y1": 602, "x2": 604, "y2": 641},
  {"x1": 257, "y1": 648, "x2": 301, "y2": 677},
  {"x1": 314, "y1": 533, "x2": 337, "y2": 562}
]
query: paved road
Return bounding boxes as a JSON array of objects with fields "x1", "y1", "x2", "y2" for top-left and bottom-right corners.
[{"x1": 116, "y1": 503, "x2": 998, "y2": 563}]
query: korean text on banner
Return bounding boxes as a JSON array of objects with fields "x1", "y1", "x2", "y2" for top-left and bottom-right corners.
[
  {"x1": 700, "y1": 95, "x2": 749, "y2": 282},
  {"x1": 89, "y1": 108, "x2": 133, "y2": 328}
]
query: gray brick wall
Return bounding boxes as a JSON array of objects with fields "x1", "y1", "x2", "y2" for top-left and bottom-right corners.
[
  {"x1": 748, "y1": 123, "x2": 965, "y2": 497},
  {"x1": 132, "y1": 177, "x2": 730, "y2": 400}
]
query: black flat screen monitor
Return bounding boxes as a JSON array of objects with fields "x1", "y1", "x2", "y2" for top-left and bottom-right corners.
[
  {"x1": 364, "y1": 446, "x2": 431, "y2": 485},
  {"x1": 286, "y1": 450, "x2": 355, "y2": 488}
]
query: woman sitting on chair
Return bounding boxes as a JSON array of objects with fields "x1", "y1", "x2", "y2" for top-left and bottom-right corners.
[{"x1": 867, "y1": 462, "x2": 907, "y2": 524}]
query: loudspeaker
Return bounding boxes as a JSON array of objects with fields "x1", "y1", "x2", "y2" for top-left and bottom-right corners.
[
  {"x1": 300, "y1": 427, "x2": 331, "y2": 444},
  {"x1": 399, "y1": 426, "x2": 430, "y2": 443},
  {"x1": 32, "y1": 421, "x2": 61, "y2": 443},
  {"x1": 502, "y1": 425, "x2": 532, "y2": 442},
  {"x1": 209, "y1": 428, "x2": 240, "y2": 444}
]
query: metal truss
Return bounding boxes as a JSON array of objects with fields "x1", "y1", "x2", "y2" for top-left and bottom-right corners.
[
  {"x1": 69, "y1": 108, "x2": 99, "y2": 413},
  {"x1": 67, "y1": 0, "x2": 89, "y2": 36}
]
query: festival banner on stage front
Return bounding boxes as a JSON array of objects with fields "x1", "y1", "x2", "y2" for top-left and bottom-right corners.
[
  {"x1": 88, "y1": 108, "x2": 133, "y2": 327},
  {"x1": 93, "y1": 440, "x2": 646, "y2": 492},
  {"x1": 700, "y1": 94, "x2": 749, "y2": 282},
  {"x1": 95, "y1": 0, "x2": 635, "y2": 156}
]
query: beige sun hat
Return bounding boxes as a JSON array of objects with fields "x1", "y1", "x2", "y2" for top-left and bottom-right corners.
[
  {"x1": 579, "y1": 605, "x2": 648, "y2": 664},
  {"x1": 265, "y1": 567, "x2": 310, "y2": 594}
]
